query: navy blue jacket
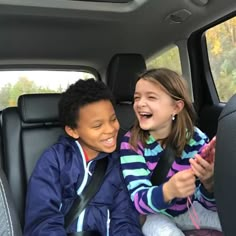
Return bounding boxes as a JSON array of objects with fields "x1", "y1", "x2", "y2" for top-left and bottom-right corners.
[{"x1": 24, "y1": 135, "x2": 143, "y2": 236}]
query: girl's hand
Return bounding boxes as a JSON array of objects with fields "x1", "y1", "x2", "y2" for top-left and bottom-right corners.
[
  {"x1": 163, "y1": 169, "x2": 196, "y2": 202},
  {"x1": 189, "y1": 152, "x2": 215, "y2": 192},
  {"x1": 198, "y1": 136, "x2": 216, "y2": 163}
]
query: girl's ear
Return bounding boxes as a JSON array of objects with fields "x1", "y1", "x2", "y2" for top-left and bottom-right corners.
[
  {"x1": 175, "y1": 100, "x2": 185, "y2": 114},
  {"x1": 65, "y1": 125, "x2": 80, "y2": 139}
]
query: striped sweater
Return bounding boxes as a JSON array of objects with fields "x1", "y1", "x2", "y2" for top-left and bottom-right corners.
[{"x1": 120, "y1": 127, "x2": 216, "y2": 217}]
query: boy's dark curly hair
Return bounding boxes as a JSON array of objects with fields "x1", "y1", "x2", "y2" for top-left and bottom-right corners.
[{"x1": 59, "y1": 79, "x2": 114, "y2": 128}]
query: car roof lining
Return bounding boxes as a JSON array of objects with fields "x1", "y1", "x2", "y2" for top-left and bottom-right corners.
[{"x1": 0, "y1": 0, "x2": 235, "y2": 73}]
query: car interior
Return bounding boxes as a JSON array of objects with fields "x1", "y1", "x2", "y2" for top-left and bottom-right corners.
[
  {"x1": 0, "y1": 0, "x2": 235, "y2": 235},
  {"x1": 215, "y1": 94, "x2": 236, "y2": 236},
  {"x1": 0, "y1": 168, "x2": 22, "y2": 235}
]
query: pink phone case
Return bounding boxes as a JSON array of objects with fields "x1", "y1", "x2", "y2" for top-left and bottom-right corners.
[{"x1": 198, "y1": 136, "x2": 216, "y2": 163}]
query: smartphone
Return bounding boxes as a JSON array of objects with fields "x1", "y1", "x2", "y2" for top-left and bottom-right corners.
[{"x1": 198, "y1": 136, "x2": 216, "y2": 163}]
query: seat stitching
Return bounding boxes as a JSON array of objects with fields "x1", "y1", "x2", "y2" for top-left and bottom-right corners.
[{"x1": 0, "y1": 177, "x2": 14, "y2": 236}]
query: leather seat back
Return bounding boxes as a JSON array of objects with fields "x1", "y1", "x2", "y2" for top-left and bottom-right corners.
[
  {"x1": 0, "y1": 168, "x2": 22, "y2": 235},
  {"x1": 215, "y1": 94, "x2": 236, "y2": 235},
  {"x1": 2, "y1": 93, "x2": 64, "y2": 226}
]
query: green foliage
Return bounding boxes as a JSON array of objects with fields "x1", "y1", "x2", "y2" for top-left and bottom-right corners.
[
  {"x1": 0, "y1": 84, "x2": 12, "y2": 109},
  {"x1": 147, "y1": 46, "x2": 182, "y2": 75},
  {"x1": 0, "y1": 77, "x2": 59, "y2": 110},
  {"x1": 206, "y1": 17, "x2": 236, "y2": 102},
  {"x1": 214, "y1": 74, "x2": 236, "y2": 102}
]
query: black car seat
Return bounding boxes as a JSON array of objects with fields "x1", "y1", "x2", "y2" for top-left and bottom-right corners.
[
  {"x1": 0, "y1": 168, "x2": 22, "y2": 235},
  {"x1": 215, "y1": 94, "x2": 236, "y2": 236},
  {"x1": 106, "y1": 53, "x2": 146, "y2": 147},
  {"x1": 1, "y1": 93, "x2": 64, "y2": 227}
]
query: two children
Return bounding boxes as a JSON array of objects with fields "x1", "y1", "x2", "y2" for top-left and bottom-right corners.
[
  {"x1": 24, "y1": 68, "x2": 220, "y2": 236},
  {"x1": 24, "y1": 79, "x2": 143, "y2": 236}
]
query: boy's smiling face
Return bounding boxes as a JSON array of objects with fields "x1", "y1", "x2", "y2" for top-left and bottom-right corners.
[{"x1": 66, "y1": 100, "x2": 119, "y2": 160}]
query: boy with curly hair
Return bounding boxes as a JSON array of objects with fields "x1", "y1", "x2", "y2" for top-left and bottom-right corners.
[{"x1": 24, "y1": 79, "x2": 143, "y2": 236}]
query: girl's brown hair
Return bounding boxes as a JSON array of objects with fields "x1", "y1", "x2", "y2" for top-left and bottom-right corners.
[{"x1": 130, "y1": 68, "x2": 196, "y2": 157}]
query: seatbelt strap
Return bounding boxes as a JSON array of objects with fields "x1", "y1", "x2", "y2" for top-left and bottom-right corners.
[
  {"x1": 67, "y1": 231, "x2": 101, "y2": 236},
  {"x1": 64, "y1": 157, "x2": 108, "y2": 229},
  {"x1": 151, "y1": 144, "x2": 175, "y2": 186}
]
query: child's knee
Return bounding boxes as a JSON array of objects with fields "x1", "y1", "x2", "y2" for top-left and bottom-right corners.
[
  {"x1": 143, "y1": 224, "x2": 184, "y2": 236},
  {"x1": 142, "y1": 214, "x2": 185, "y2": 236}
]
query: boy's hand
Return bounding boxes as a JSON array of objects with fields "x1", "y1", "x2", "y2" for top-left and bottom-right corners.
[
  {"x1": 163, "y1": 169, "x2": 196, "y2": 202},
  {"x1": 189, "y1": 153, "x2": 215, "y2": 192}
]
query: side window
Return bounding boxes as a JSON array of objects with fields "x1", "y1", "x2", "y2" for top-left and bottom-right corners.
[
  {"x1": 206, "y1": 16, "x2": 236, "y2": 102},
  {"x1": 146, "y1": 45, "x2": 182, "y2": 75},
  {"x1": 0, "y1": 70, "x2": 96, "y2": 110}
]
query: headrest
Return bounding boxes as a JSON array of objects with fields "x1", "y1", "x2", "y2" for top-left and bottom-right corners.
[
  {"x1": 107, "y1": 54, "x2": 146, "y2": 102},
  {"x1": 18, "y1": 94, "x2": 61, "y2": 123},
  {"x1": 218, "y1": 94, "x2": 236, "y2": 120}
]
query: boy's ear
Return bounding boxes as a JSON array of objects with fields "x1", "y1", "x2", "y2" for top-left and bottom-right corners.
[
  {"x1": 65, "y1": 125, "x2": 80, "y2": 139},
  {"x1": 175, "y1": 100, "x2": 184, "y2": 114}
]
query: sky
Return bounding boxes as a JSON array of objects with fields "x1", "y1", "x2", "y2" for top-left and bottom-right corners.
[{"x1": 0, "y1": 70, "x2": 94, "y2": 90}]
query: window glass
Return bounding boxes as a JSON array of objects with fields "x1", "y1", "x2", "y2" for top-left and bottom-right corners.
[
  {"x1": 206, "y1": 16, "x2": 236, "y2": 102},
  {"x1": 147, "y1": 45, "x2": 182, "y2": 75},
  {"x1": 0, "y1": 70, "x2": 95, "y2": 110}
]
